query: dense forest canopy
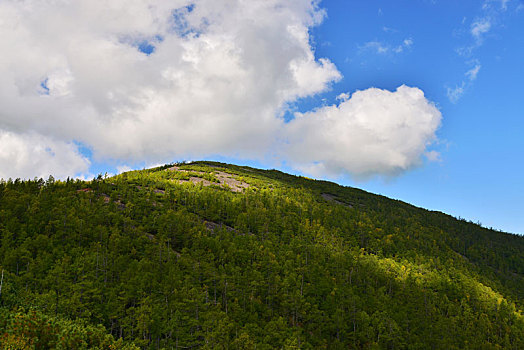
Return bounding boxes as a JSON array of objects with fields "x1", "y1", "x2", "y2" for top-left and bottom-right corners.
[{"x1": 1, "y1": 161, "x2": 523, "y2": 349}]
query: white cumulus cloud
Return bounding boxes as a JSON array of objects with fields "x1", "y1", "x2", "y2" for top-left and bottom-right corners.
[
  {"x1": 284, "y1": 85, "x2": 442, "y2": 178},
  {"x1": 0, "y1": 0, "x2": 440, "y2": 179},
  {"x1": 0, "y1": 0, "x2": 341, "y2": 177},
  {"x1": 0, "y1": 131, "x2": 89, "y2": 180}
]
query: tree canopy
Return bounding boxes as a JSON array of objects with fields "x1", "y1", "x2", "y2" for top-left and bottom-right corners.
[{"x1": 1, "y1": 161, "x2": 523, "y2": 349}]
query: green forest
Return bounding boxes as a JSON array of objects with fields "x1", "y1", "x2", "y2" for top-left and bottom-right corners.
[{"x1": 0, "y1": 161, "x2": 523, "y2": 349}]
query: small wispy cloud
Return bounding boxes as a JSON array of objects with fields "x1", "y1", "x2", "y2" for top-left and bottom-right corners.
[
  {"x1": 455, "y1": 46, "x2": 474, "y2": 57},
  {"x1": 449, "y1": 0, "x2": 513, "y2": 103},
  {"x1": 336, "y1": 92, "x2": 350, "y2": 102},
  {"x1": 361, "y1": 38, "x2": 413, "y2": 55},
  {"x1": 362, "y1": 41, "x2": 389, "y2": 54},
  {"x1": 471, "y1": 17, "x2": 491, "y2": 42},
  {"x1": 500, "y1": 0, "x2": 510, "y2": 10},
  {"x1": 447, "y1": 83, "x2": 465, "y2": 104},
  {"x1": 483, "y1": 0, "x2": 512, "y2": 11},
  {"x1": 446, "y1": 62, "x2": 482, "y2": 103},
  {"x1": 382, "y1": 26, "x2": 398, "y2": 33},
  {"x1": 425, "y1": 150, "x2": 442, "y2": 162},
  {"x1": 465, "y1": 64, "x2": 481, "y2": 81}
]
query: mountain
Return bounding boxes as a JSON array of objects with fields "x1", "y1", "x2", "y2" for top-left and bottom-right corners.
[{"x1": 1, "y1": 161, "x2": 523, "y2": 349}]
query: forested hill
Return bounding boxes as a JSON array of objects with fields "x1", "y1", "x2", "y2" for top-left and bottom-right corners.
[{"x1": 1, "y1": 161, "x2": 523, "y2": 349}]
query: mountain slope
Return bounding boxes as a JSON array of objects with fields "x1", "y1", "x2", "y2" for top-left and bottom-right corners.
[{"x1": 0, "y1": 161, "x2": 523, "y2": 349}]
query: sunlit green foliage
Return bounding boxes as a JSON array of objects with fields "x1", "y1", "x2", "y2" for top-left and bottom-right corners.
[{"x1": 0, "y1": 161, "x2": 523, "y2": 349}]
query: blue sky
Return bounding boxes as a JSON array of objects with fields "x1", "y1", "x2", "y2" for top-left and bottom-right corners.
[
  {"x1": 298, "y1": 0, "x2": 524, "y2": 234},
  {"x1": 0, "y1": 0, "x2": 523, "y2": 234}
]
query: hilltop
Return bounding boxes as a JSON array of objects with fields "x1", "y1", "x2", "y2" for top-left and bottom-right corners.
[{"x1": 1, "y1": 161, "x2": 523, "y2": 349}]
